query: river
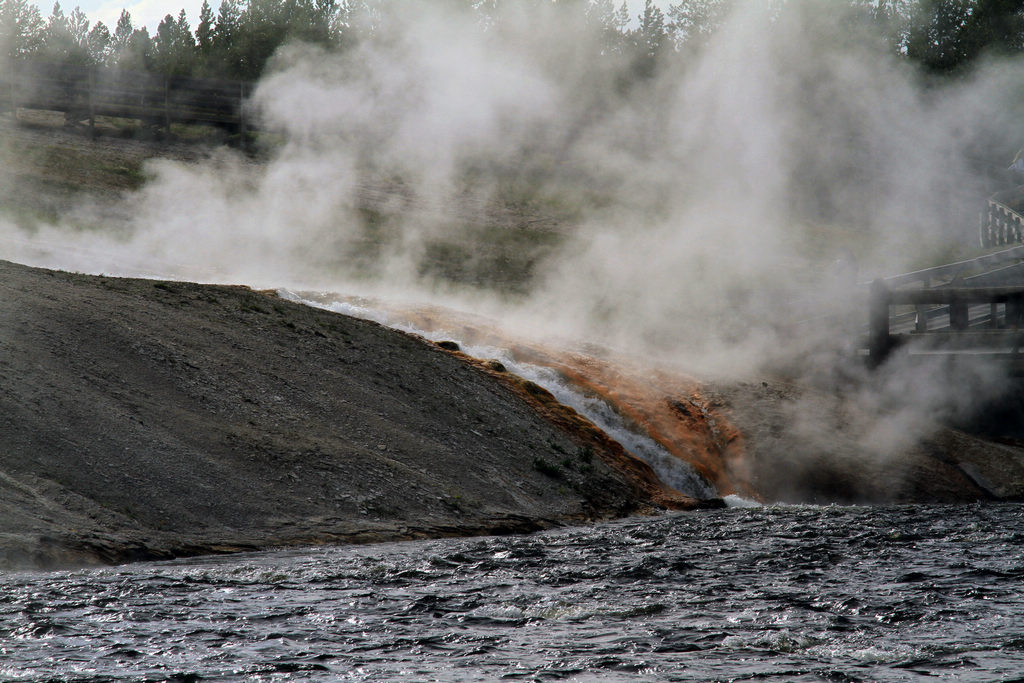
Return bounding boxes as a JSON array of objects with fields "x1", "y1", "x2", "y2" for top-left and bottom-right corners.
[{"x1": 3, "y1": 503, "x2": 1023, "y2": 682}]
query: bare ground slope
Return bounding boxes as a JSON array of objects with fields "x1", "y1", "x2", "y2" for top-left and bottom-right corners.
[{"x1": 0, "y1": 259, "x2": 707, "y2": 569}]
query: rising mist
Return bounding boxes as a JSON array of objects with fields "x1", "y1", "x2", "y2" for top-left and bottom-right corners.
[{"x1": 3, "y1": 0, "x2": 1024, "y2": 464}]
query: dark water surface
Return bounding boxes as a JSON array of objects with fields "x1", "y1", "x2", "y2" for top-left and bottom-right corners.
[{"x1": 3, "y1": 504, "x2": 1024, "y2": 682}]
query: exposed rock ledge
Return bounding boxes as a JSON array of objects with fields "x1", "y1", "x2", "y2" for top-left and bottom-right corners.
[{"x1": 0, "y1": 260, "x2": 719, "y2": 569}]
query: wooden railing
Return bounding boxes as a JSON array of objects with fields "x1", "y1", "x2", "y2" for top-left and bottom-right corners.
[
  {"x1": 0, "y1": 61, "x2": 253, "y2": 133},
  {"x1": 865, "y1": 245, "x2": 1024, "y2": 367},
  {"x1": 881, "y1": 244, "x2": 1024, "y2": 290},
  {"x1": 980, "y1": 188, "x2": 1024, "y2": 247},
  {"x1": 868, "y1": 280, "x2": 1024, "y2": 367}
]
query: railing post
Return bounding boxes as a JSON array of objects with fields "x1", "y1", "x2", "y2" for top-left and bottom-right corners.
[
  {"x1": 868, "y1": 279, "x2": 892, "y2": 368},
  {"x1": 1009, "y1": 294, "x2": 1023, "y2": 328},
  {"x1": 950, "y1": 298, "x2": 969, "y2": 330},
  {"x1": 915, "y1": 276, "x2": 929, "y2": 332},
  {"x1": 949, "y1": 274, "x2": 969, "y2": 330}
]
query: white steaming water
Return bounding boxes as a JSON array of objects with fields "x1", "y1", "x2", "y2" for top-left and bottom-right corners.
[
  {"x1": 495, "y1": 360, "x2": 718, "y2": 500},
  {"x1": 280, "y1": 289, "x2": 719, "y2": 501}
]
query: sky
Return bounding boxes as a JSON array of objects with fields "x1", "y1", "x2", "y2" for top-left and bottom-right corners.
[
  {"x1": 75, "y1": 0, "x2": 182, "y2": 33},
  {"x1": 65, "y1": 0, "x2": 660, "y2": 38}
]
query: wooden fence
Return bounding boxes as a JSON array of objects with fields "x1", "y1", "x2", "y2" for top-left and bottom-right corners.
[
  {"x1": 0, "y1": 62, "x2": 253, "y2": 133},
  {"x1": 980, "y1": 188, "x2": 1024, "y2": 248}
]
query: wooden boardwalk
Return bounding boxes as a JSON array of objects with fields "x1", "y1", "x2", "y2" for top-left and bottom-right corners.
[
  {"x1": 0, "y1": 62, "x2": 252, "y2": 133},
  {"x1": 867, "y1": 245, "x2": 1024, "y2": 370}
]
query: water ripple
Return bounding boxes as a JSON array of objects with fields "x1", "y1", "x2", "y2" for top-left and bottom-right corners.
[{"x1": 1, "y1": 505, "x2": 1024, "y2": 681}]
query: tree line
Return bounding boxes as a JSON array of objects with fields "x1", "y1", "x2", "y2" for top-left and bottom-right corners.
[
  {"x1": 1, "y1": 0, "x2": 1022, "y2": 83},
  {"x1": 0, "y1": 0, "x2": 343, "y2": 79}
]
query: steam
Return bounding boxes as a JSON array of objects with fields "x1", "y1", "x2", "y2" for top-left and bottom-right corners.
[
  {"x1": 3, "y1": 0, "x2": 1023, "y2": 476},
  {"x1": 287, "y1": 285, "x2": 719, "y2": 499}
]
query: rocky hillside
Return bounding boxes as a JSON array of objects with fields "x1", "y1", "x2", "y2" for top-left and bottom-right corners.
[{"x1": 0, "y1": 259, "x2": 715, "y2": 569}]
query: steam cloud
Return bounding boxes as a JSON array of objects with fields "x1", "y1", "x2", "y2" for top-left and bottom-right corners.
[{"x1": 4, "y1": 0, "x2": 1024, "y2": 466}]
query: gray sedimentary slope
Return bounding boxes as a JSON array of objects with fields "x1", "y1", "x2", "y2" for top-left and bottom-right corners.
[{"x1": 0, "y1": 260, "x2": 676, "y2": 568}]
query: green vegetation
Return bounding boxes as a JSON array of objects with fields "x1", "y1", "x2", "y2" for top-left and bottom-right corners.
[
  {"x1": 532, "y1": 456, "x2": 564, "y2": 478},
  {"x1": 533, "y1": 445, "x2": 596, "y2": 481},
  {"x1": 2, "y1": 0, "x2": 1022, "y2": 83}
]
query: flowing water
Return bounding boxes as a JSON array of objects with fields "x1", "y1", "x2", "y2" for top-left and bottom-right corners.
[
  {"x1": 3, "y1": 504, "x2": 1024, "y2": 682},
  {"x1": 280, "y1": 291, "x2": 723, "y2": 499}
]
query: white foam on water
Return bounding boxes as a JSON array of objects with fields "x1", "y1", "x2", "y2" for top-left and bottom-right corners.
[{"x1": 723, "y1": 494, "x2": 762, "y2": 508}]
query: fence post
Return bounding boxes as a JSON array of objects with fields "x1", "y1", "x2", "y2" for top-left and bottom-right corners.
[
  {"x1": 868, "y1": 279, "x2": 892, "y2": 368},
  {"x1": 7, "y1": 59, "x2": 16, "y2": 116},
  {"x1": 238, "y1": 81, "x2": 246, "y2": 136},
  {"x1": 164, "y1": 76, "x2": 171, "y2": 136},
  {"x1": 87, "y1": 66, "x2": 95, "y2": 135}
]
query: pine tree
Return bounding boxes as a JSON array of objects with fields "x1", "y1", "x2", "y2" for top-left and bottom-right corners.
[
  {"x1": 312, "y1": 0, "x2": 338, "y2": 42},
  {"x1": 904, "y1": 0, "x2": 978, "y2": 73},
  {"x1": 636, "y1": 0, "x2": 667, "y2": 56},
  {"x1": 175, "y1": 7, "x2": 192, "y2": 49},
  {"x1": 196, "y1": 0, "x2": 213, "y2": 52},
  {"x1": 238, "y1": 0, "x2": 286, "y2": 78},
  {"x1": 120, "y1": 26, "x2": 152, "y2": 71},
  {"x1": 626, "y1": 0, "x2": 668, "y2": 78},
  {"x1": 154, "y1": 9, "x2": 195, "y2": 75},
  {"x1": 110, "y1": 8, "x2": 132, "y2": 54},
  {"x1": 212, "y1": 0, "x2": 241, "y2": 75},
  {"x1": 0, "y1": 0, "x2": 46, "y2": 59},
  {"x1": 86, "y1": 19, "x2": 109, "y2": 63},
  {"x1": 586, "y1": 0, "x2": 630, "y2": 54},
  {"x1": 42, "y1": 1, "x2": 88, "y2": 63},
  {"x1": 68, "y1": 4, "x2": 87, "y2": 45},
  {"x1": 667, "y1": 0, "x2": 732, "y2": 49},
  {"x1": 44, "y1": 0, "x2": 70, "y2": 51}
]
